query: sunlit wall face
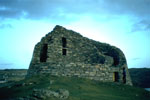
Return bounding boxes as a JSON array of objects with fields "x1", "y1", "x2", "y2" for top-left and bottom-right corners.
[{"x1": 0, "y1": 0, "x2": 150, "y2": 69}]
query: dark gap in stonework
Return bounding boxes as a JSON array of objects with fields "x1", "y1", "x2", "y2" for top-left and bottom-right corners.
[
  {"x1": 113, "y1": 57, "x2": 119, "y2": 66},
  {"x1": 40, "y1": 44, "x2": 48, "y2": 62},
  {"x1": 114, "y1": 72, "x2": 119, "y2": 82},
  {"x1": 62, "y1": 49, "x2": 67, "y2": 55},
  {"x1": 123, "y1": 68, "x2": 126, "y2": 84},
  {"x1": 62, "y1": 37, "x2": 67, "y2": 47}
]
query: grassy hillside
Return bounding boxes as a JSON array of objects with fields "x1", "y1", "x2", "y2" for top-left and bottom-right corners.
[
  {"x1": 129, "y1": 68, "x2": 150, "y2": 88},
  {"x1": 0, "y1": 74, "x2": 149, "y2": 100},
  {"x1": 1, "y1": 68, "x2": 150, "y2": 88}
]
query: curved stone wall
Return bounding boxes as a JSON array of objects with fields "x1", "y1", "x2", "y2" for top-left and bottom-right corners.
[{"x1": 27, "y1": 25, "x2": 132, "y2": 85}]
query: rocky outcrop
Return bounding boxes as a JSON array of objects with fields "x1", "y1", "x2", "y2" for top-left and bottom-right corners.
[
  {"x1": 32, "y1": 89, "x2": 69, "y2": 99},
  {"x1": 27, "y1": 25, "x2": 132, "y2": 85},
  {"x1": 14, "y1": 89, "x2": 69, "y2": 100}
]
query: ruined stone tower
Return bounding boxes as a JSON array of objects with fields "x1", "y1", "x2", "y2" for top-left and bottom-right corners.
[{"x1": 27, "y1": 25, "x2": 132, "y2": 85}]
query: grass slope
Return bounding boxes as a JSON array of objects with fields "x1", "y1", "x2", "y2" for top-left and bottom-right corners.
[{"x1": 0, "y1": 74, "x2": 150, "y2": 100}]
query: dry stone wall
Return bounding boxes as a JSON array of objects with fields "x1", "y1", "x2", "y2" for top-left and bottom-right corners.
[{"x1": 27, "y1": 25, "x2": 132, "y2": 85}]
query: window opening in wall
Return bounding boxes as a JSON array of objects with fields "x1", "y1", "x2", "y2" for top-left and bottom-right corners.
[
  {"x1": 62, "y1": 49, "x2": 67, "y2": 55},
  {"x1": 113, "y1": 72, "x2": 119, "y2": 82},
  {"x1": 123, "y1": 68, "x2": 126, "y2": 84},
  {"x1": 113, "y1": 57, "x2": 119, "y2": 66},
  {"x1": 40, "y1": 44, "x2": 48, "y2": 62},
  {"x1": 62, "y1": 37, "x2": 67, "y2": 47}
]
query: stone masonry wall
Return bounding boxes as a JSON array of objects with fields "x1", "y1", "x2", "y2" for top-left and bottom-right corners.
[{"x1": 27, "y1": 25, "x2": 132, "y2": 85}]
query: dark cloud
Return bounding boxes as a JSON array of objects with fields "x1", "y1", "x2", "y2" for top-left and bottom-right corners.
[
  {"x1": 0, "y1": 0, "x2": 149, "y2": 19},
  {"x1": 0, "y1": 0, "x2": 150, "y2": 28},
  {"x1": 104, "y1": 0, "x2": 150, "y2": 32},
  {"x1": 0, "y1": 0, "x2": 94, "y2": 19},
  {"x1": 0, "y1": 0, "x2": 150, "y2": 33},
  {"x1": 105, "y1": 0, "x2": 150, "y2": 16},
  {"x1": 131, "y1": 20, "x2": 150, "y2": 32}
]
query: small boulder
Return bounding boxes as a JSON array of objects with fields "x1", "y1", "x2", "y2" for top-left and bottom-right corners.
[{"x1": 58, "y1": 89, "x2": 69, "y2": 99}]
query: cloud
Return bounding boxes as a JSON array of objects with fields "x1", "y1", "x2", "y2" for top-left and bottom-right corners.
[
  {"x1": 132, "y1": 58, "x2": 141, "y2": 61},
  {"x1": 0, "y1": 57, "x2": 16, "y2": 69},
  {"x1": 0, "y1": 63, "x2": 14, "y2": 69},
  {"x1": 105, "y1": 0, "x2": 150, "y2": 16},
  {"x1": 0, "y1": 0, "x2": 91, "y2": 19},
  {"x1": 0, "y1": 23, "x2": 13, "y2": 28},
  {"x1": 0, "y1": 0, "x2": 150, "y2": 20},
  {"x1": 104, "y1": 0, "x2": 150, "y2": 32},
  {"x1": 0, "y1": 0, "x2": 150, "y2": 32},
  {"x1": 131, "y1": 20, "x2": 150, "y2": 32},
  {"x1": 0, "y1": 63, "x2": 13, "y2": 66}
]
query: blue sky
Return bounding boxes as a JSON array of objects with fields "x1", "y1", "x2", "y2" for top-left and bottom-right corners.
[{"x1": 0, "y1": 0, "x2": 150, "y2": 69}]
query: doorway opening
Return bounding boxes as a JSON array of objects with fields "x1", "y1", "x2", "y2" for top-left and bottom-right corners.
[
  {"x1": 113, "y1": 72, "x2": 119, "y2": 82},
  {"x1": 123, "y1": 68, "x2": 126, "y2": 84}
]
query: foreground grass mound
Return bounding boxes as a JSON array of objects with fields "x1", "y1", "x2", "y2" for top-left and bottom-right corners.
[{"x1": 0, "y1": 74, "x2": 150, "y2": 100}]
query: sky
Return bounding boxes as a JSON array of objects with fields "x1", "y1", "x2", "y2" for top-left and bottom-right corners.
[{"x1": 0, "y1": 0, "x2": 150, "y2": 69}]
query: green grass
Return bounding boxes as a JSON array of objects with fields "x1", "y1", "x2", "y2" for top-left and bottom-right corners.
[{"x1": 0, "y1": 74, "x2": 150, "y2": 100}]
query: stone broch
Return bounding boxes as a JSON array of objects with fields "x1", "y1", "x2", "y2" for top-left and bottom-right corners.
[{"x1": 27, "y1": 25, "x2": 132, "y2": 85}]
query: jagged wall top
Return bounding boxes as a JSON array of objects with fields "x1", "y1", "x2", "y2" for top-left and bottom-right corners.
[{"x1": 31, "y1": 25, "x2": 126, "y2": 66}]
